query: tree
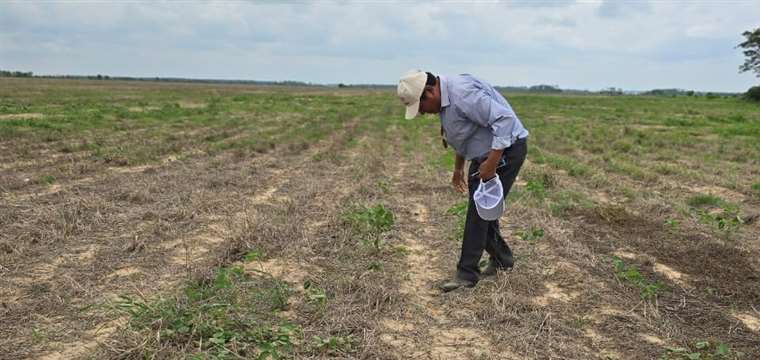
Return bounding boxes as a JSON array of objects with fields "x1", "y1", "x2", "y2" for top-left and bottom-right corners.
[
  {"x1": 746, "y1": 86, "x2": 760, "y2": 102},
  {"x1": 738, "y1": 27, "x2": 760, "y2": 77}
]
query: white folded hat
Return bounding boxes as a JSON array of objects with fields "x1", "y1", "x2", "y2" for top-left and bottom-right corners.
[{"x1": 473, "y1": 174, "x2": 504, "y2": 221}]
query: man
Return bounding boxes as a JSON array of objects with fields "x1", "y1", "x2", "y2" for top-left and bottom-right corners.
[{"x1": 397, "y1": 70, "x2": 529, "y2": 292}]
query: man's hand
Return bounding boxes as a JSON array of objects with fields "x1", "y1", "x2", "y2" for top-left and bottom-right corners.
[
  {"x1": 452, "y1": 170, "x2": 466, "y2": 193},
  {"x1": 478, "y1": 160, "x2": 497, "y2": 181},
  {"x1": 478, "y1": 149, "x2": 505, "y2": 181}
]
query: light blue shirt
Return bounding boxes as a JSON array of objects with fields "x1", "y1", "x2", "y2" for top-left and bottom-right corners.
[{"x1": 439, "y1": 74, "x2": 529, "y2": 161}]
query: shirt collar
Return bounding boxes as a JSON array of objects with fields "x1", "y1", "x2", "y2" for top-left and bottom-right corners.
[{"x1": 439, "y1": 75, "x2": 450, "y2": 110}]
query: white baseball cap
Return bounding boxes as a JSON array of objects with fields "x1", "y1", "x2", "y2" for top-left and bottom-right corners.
[
  {"x1": 397, "y1": 70, "x2": 427, "y2": 119},
  {"x1": 473, "y1": 174, "x2": 504, "y2": 221}
]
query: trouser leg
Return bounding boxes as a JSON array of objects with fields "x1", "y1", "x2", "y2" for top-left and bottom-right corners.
[
  {"x1": 456, "y1": 139, "x2": 528, "y2": 282},
  {"x1": 485, "y1": 221, "x2": 514, "y2": 268},
  {"x1": 486, "y1": 140, "x2": 526, "y2": 266}
]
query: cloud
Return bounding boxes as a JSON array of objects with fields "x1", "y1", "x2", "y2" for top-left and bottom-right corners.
[
  {"x1": 1, "y1": 0, "x2": 759, "y2": 91},
  {"x1": 597, "y1": 0, "x2": 651, "y2": 18},
  {"x1": 502, "y1": 0, "x2": 576, "y2": 9}
]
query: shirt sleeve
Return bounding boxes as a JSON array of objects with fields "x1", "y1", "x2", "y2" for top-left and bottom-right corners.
[{"x1": 459, "y1": 88, "x2": 518, "y2": 150}]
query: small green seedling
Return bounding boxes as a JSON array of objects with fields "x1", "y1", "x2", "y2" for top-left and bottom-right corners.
[
  {"x1": 517, "y1": 227, "x2": 545, "y2": 243},
  {"x1": 612, "y1": 257, "x2": 662, "y2": 300},
  {"x1": 303, "y1": 280, "x2": 327, "y2": 305},
  {"x1": 313, "y1": 335, "x2": 353, "y2": 353},
  {"x1": 38, "y1": 175, "x2": 55, "y2": 185},
  {"x1": 344, "y1": 204, "x2": 394, "y2": 251},
  {"x1": 664, "y1": 218, "x2": 680, "y2": 232},
  {"x1": 662, "y1": 340, "x2": 741, "y2": 360},
  {"x1": 243, "y1": 250, "x2": 261, "y2": 262}
]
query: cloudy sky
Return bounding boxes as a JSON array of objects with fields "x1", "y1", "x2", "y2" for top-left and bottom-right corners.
[{"x1": 1, "y1": 1, "x2": 759, "y2": 92}]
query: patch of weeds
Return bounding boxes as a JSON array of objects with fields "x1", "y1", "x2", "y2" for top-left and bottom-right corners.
[
  {"x1": 570, "y1": 315, "x2": 592, "y2": 329},
  {"x1": 447, "y1": 201, "x2": 468, "y2": 217},
  {"x1": 311, "y1": 151, "x2": 328, "y2": 162},
  {"x1": 607, "y1": 158, "x2": 657, "y2": 182},
  {"x1": 30, "y1": 327, "x2": 46, "y2": 344},
  {"x1": 661, "y1": 340, "x2": 743, "y2": 360},
  {"x1": 687, "y1": 194, "x2": 743, "y2": 235},
  {"x1": 695, "y1": 209, "x2": 742, "y2": 234},
  {"x1": 714, "y1": 122, "x2": 760, "y2": 138},
  {"x1": 528, "y1": 146, "x2": 547, "y2": 164},
  {"x1": 345, "y1": 136, "x2": 360, "y2": 148},
  {"x1": 222, "y1": 138, "x2": 272, "y2": 154},
  {"x1": 654, "y1": 163, "x2": 678, "y2": 176},
  {"x1": 376, "y1": 179, "x2": 391, "y2": 194},
  {"x1": 664, "y1": 218, "x2": 680, "y2": 233},
  {"x1": 243, "y1": 249, "x2": 261, "y2": 262},
  {"x1": 545, "y1": 153, "x2": 590, "y2": 177},
  {"x1": 612, "y1": 257, "x2": 663, "y2": 300},
  {"x1": 112, "y1": 265, "x2": 295, "y2": 359},
  {"x1": 392, "y1": 245, "x2": 410, "y2": 255},
  {"x1": 664, "y1": 117, "x2": 694, "y2": 127},
  {"x1": 615, "y1": 186, "x2": 637, "y2": 202},
  {"x1": 436, "y1": 151, "x2": 455, "y2": 169},
  {"x1": 312, "y1": 335, "x2": 354, "y2": 355},
  {"x1": 343, "y1": 204, "x2": 394, "y2": 251},
  {"x1": 303, "y1": 280, "x2": 327, "y2": 305},
  {"x1": 526, "y1": 171, "x2": 559, "y2": 189},
  {"x1": 204, "y1": 131, "x2": 233, "y2": 143},
  {"x1": 612, "y1": 139, "x2": 634, "y2": 153},
  {"x1": 446, "y1": 200, "x2": 468, "y2": 242},
  {"x1": 751, "y1": 183, "x2": 760, "y2": 197},
  {"x1": 526, "y1": 180, "x2": 547, "y2": 199},
  {"x1": 549, "y1": 190, "x2": 593, "y2": 217},
  {"x1": 517, "y1": 227, "x2": 545, "y2": 243},
  {"x1": 38, "y1": 175, "x2": 55, "y2": 185},
  {"x1": 589, "y1": 172, "x2": 610, "y2": 188},
  {"x1": 505, "y1": 186, "x2": 527, "y2": 202},
  {"x1": 687, "y1": 194, "x2": 722, "y2": 207}
]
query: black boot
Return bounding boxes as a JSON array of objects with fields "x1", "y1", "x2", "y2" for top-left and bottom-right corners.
[{"x1": 439, "y1": 277, "x2": 476, "y2": 292}]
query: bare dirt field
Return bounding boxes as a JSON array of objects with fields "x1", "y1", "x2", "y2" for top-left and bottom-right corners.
[{"x1": 1, "y1": 78, "x2": 759, "y2": 359}]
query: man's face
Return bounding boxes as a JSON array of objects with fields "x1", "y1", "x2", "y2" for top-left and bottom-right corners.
[{"x1": 418, "y1": 86, "x2": 441, "y2": 115}]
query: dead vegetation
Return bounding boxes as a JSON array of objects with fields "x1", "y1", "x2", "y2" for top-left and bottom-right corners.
[{"x1": 1, "y1": 78, "x2": 759, "y2": 359}]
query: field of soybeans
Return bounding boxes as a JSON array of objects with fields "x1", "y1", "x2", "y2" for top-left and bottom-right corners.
[{"x1": 1, "y1": 77, "x2": 759, "y2": 359}]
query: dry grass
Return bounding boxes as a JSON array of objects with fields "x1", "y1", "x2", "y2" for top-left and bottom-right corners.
[{"x1": 1, "y1": 78, "x2": 759, "y2": 359}]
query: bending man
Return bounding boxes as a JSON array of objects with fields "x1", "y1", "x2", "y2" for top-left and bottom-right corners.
[{"x1": 397, "y1": 70, "x2": 529, "y2": 292}]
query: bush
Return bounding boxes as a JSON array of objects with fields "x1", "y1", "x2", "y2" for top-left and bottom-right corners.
[{"x1": 745, "y1": 85, "x2": 760, "y2": 102}]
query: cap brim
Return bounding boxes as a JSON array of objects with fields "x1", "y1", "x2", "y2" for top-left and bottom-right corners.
[{"x1": 404, "y1": 101, "x2": 420, "y2": 120}]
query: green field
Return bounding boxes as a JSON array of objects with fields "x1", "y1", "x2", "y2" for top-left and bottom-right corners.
[{"x1": 1, "y1": 78, "x2": 759, "y2": 359}]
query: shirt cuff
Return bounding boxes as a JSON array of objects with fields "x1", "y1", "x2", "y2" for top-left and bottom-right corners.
[{"x1": 491, "y1": 136, "x2": 512, "y2": 150}]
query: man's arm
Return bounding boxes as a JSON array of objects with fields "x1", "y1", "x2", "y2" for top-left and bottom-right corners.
[
  {"x1": 459, "y1": 88, "x2": 516, "y2": 180},
  {"x1": 454, "y1": 153, "x2": 465, "y2": 172},
  {"x1": 478, "y1": 148, "x2": 504, "y2": 181},
  {"x1": 452, "y1": 153, "x2": 466, "y2": 193}
]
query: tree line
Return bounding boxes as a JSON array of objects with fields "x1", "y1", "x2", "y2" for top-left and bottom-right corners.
[{"x1": 0, "y1": 70, "x2": 33, "y2": 77}]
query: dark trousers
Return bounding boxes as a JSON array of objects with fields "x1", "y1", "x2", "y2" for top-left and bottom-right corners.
[{"x1": 457, "y1": 138, "x2": 527, "y2": 283}]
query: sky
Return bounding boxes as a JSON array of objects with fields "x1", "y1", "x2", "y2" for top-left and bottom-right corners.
[{"x1": 1, "y1": 0, "x2": 759, "y2": 92}]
